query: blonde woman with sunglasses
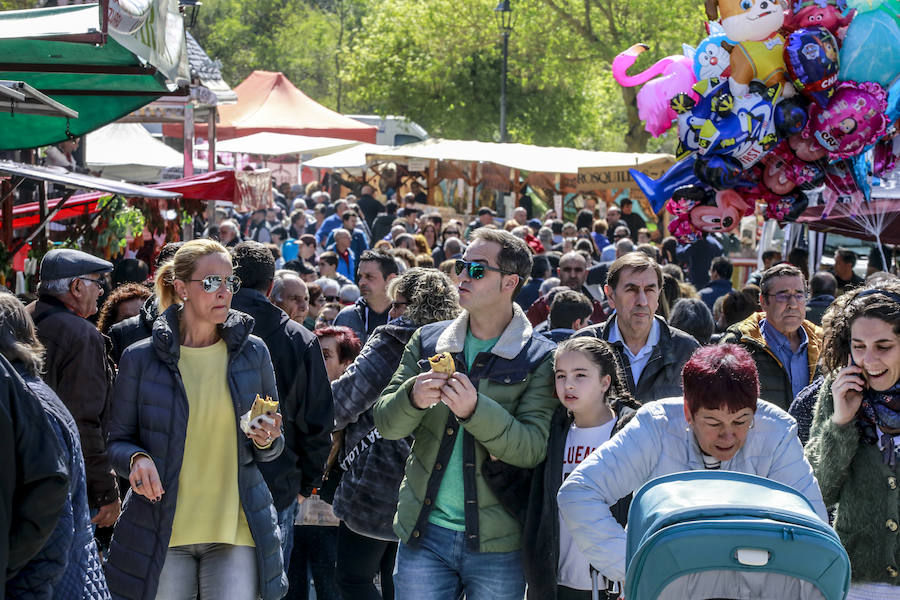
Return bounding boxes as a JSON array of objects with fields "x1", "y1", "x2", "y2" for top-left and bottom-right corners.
[{"x1": 105, "y1": 239, "x2": 287, "y2": 600}]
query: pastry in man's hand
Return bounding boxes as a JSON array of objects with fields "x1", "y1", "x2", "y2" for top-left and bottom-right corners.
[{"x1": 428, "y1": 352, "x2": 456, "y2": 374}]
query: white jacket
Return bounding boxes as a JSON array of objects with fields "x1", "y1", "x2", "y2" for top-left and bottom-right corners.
[{"x1": 556, "y1": 397, "x2": 828, "y2": 582}]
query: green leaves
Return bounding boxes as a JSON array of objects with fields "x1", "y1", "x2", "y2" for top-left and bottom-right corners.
[{"x1": 191, "y1": 0, "x2": 702, "y2": 151}]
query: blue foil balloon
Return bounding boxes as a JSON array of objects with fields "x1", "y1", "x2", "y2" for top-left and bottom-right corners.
[
  {"x1": 783, "y1": 27, "x2": 840, "y2": 107},
  {"x1": 839, "y1": 8, "x2": 900, "y2": 88}
]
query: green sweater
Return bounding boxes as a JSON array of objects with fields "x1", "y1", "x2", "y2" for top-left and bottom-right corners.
[{"x1": 806, "y1": 375, "x2": 900, "y2": 585}]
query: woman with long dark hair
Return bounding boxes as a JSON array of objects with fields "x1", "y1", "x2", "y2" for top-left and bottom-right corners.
[
  {"x1": 806, "y1": 280, "x2": 900, "y2": 599},
  {"x1": 331, "y1": 268, "x2": 461, "y2": 599}
]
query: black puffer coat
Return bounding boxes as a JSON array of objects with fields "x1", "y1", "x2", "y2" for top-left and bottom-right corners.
[
  {"x1": 331, "y1": 318, "x2": 415, "y2": 540},
  {"x1": 105, "y1": 306, "x2": 287, "y2": 600},
  {"x1": 108, "y1": 295, "x2": 157, "y2": 365},
  {"x1": 6, "y1": 368, "x2": 110, "y2": 600}
]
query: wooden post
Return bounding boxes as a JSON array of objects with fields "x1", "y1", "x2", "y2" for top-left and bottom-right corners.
[
  {"x1": 426, "y1": 160, "x2": 436, "y2": 206},
  {"x1": 37, "y1": 180, "x2": 48, "y2": 255},
  {"x1": 208, "y1": 109, "x2": 216, "y2": 173},
  {"x1": 183, "y1": 103, "x2": 195, "y2": 177},
  {"x1": 1, "y1": 179, "x2": 11, "y2": 249}
]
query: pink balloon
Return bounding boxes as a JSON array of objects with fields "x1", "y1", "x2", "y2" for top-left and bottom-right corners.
[{"x1": 801, "y1": 81, "x2": 889, "y2": 160}]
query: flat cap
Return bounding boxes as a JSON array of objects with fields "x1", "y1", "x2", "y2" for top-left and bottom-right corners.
[
  {"x1": 478, "y1": 207, "x2": 496, "y2": 216},
  {"x1": 40, "y1": 248, "x2": 113, "y2": 281}
]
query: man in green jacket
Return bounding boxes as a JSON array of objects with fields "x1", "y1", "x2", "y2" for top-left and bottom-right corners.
[
  {"x1": 374, "y1": 228, "x2": 557, "y2": 600},
  {"x1": 721, "y1": 263, "x2": 822, "y2": 411}
]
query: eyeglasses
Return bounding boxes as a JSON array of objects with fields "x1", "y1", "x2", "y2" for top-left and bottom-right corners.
[
  {"x1": 390, "y1": 301, "x2": 408, "y2": 311},
  {"x1": 188, "y1": 274, "x2": 241, "y2": 293},
  {"x1": 77, "y1": 277, "x2": 103, "y2": 289},
  {"x1": 454, "y1": 259, "x2": 513, "y2": 280},
  {"x1": 444, "y1": 230, "x2": 460, "y2": 236},
  {"x1": 324, "y1": 295, "x2": 340, "y2": 302},
  {"x1": 764, "y1": 291, "x2": 807, "y2": 304}
]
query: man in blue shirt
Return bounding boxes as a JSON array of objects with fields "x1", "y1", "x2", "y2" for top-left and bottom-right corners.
[
  {"x1": 315, "y1": 199, "x2": 348, "y2": 247},
  {"x1": 721, "y1": 264, "x2": 823, "y2": 411},
  {"x1": 698, "y1": 256, "x2": 737, "y2": 310}
]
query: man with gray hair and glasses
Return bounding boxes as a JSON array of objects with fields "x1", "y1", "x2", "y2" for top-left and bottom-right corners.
[
  {"x1": 28, "y1": 248, "x2": 120, "y2": 529},
  {"x1": 721, "y1": 263, "x2": 823, "y2": 411}
]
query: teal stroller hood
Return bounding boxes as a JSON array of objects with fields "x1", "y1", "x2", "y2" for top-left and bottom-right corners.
[{"x1": 625, "y1": 471, "x2": 850, "y2": 600}]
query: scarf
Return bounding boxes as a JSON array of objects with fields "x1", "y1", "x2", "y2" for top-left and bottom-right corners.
[{"x1": 857, "y1": 379, "x2": 900, "y2": 467}]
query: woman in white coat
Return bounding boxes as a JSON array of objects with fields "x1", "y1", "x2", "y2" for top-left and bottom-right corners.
[{"x1": 557, "y1": 344, "x2": 827, "y2": 584}]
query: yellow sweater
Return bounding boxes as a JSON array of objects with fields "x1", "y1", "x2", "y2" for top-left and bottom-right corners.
[{"x1": 169, "y1": 340, "x2": 254, "y2": 548}]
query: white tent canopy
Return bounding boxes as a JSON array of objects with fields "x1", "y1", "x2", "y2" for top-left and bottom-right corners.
[
  {"x1": 86, "y1": 122, "x2": 189, "y2": 182},
  {"x1": 198, "y1": 132, "x2": 361, "y2": 157},
  {"x1": 303, "y1": 143, "x2": 391, "y2": 174},
  {"x1": 366, "y1": 138, "x2": 673, "y2": 174}
]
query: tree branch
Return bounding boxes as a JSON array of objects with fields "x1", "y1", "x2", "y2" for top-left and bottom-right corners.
[{"x1": 538, "y1": 0, "x2": 599, "y2": 45}]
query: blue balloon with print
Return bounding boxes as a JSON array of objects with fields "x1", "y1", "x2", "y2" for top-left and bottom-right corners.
[{"x1": 783, "y1": 27, "x2": 840, "y2": 107}]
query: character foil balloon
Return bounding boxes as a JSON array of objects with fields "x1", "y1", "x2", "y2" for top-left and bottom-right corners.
[
  {"x1": 783, "y1": 27, "x2": 841, "y2": 106},
  {"x1": 801, "y1": 80, "x2": 889, "y2": 159}
]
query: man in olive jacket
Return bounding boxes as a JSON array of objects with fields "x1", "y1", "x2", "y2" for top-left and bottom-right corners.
[
  {"x1": 374, "y1": 229, "x2": 557, "y2": 600},
  {"x1": 721, "y1": 264, "x2": 822, "y2": 412}
]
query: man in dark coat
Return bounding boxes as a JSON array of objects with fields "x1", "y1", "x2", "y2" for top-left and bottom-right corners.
[
  {"x1": 231, "y1": 242, "x2": 334, "y2": 569},
  {"x1": 1, "y1": 354, "x2": 69, "y2": 589},
  {"x1": 28, "y1": 249, "x2": 120, "y2": 528},
  {"x1": 356, "y1": 184, "x2": 384, "y2": 232},
  {"x1": 676, "y1": 233, "x2": 723, "y2": 289},
  {"x1": 805, "y1": 271, "x2": 837, "y2": 327},
  {"x1": 576, "y1": 253, "x2": 699, "y2": 403}
]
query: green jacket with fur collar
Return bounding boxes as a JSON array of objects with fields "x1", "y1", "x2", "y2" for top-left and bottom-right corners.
[
  {"x1": 374, "y1": 305, "x2": 557, "y2": 553},
  {"x1": 806, "y1": 374, "x2": 900, "y2": 585}
]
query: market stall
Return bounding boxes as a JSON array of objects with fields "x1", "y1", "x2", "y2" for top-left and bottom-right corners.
[
  {"x1": 366, "y1": 138, "x2": 674, "y2": 220},
  {"x1": 165, "y1": 70, "x2": 377, "y2": 143},
  {"x1": 0, "y1": 1, "x2": 189, "y2": 150}
]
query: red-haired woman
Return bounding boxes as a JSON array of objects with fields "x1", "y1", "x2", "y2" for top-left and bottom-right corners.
[{"x1": 557, "y1": 344, "x2": 827, "y2": 586}]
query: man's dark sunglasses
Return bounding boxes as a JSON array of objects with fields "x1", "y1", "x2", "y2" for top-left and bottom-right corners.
[{"x1": 454, "y1": 259, "x2": 513, "y2": 280}]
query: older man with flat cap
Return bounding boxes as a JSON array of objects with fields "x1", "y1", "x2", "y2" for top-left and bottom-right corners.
[{"x1": 28, "y1": 248, "x2": 120, "y2": 528}]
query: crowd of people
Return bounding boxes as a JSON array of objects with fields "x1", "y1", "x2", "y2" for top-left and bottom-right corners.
[{"x1": 3, "y1": 183, "x2": 900, "y2": 600}]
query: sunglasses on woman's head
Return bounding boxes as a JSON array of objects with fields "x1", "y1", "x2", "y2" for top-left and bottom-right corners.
[
  {"x1": 188, "y1": 274, "x2": 241, "y2": 293},
  {"x1": 454, "y1": 259, "x2": 512, "y2": 280}
]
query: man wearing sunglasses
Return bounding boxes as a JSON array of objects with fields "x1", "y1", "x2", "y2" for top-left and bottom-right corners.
[
  {"x1": 230, "y1": 242, "x2": 334, "y2": 569},
  {"x1": 29, "y1": 248, "x2": 121, "y2": 530},
  {"x1": 721, "y1": 263, "x2": 823, "y2": 411},
  {"x1": 374, "y1": 229, "x2": 557, "y2": 600}
]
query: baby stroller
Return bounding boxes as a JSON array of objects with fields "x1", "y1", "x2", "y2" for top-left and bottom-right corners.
[{"x1": 624, "y1": 471, "x2": 850, "y2": 600}]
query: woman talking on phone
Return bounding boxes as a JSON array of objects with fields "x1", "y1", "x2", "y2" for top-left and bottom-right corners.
[
  {"x1": 105, "y1": 239, "x2": 286, "y2": 600},
  {"x1": 806, "y1": 279, "x2": 900, "y2": 599}
]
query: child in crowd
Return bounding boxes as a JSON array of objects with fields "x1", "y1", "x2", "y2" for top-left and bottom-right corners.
[{"x1": 523, "y1": 336, "x2": 639, "y2": 600}]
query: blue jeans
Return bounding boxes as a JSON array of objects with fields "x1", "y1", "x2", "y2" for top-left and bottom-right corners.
[
  {"x1": 154, "y1": 543, "x2": 257, "y2": 600},
  {"x1": 278, "y1": 499, "x2": 300, "y2": 573},
  {"x1": 393, "y1": 523, "x2": 525, "y2": 600}
]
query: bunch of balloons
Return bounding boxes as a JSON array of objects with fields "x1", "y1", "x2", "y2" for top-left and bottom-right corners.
[{"x1": 612, "y1": 0, "x2": 900, "y2": 244}]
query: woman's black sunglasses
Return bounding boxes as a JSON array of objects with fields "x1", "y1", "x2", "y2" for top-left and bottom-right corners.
[{"x1": 454, "y1": 259, "x2": 513, "y2": 280}]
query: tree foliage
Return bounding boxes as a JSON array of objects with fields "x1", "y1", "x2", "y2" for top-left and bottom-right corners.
[{"x1": 190, "y1": 0, "x2": 706, "y2": 152}]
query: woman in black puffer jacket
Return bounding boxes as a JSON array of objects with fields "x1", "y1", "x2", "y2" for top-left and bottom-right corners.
[
  {"x1": 331, "y1": 268, "x2": 460, "y2": 600},
  {"x1": 105, "y1": 239, "x2": 287, "y2": 600},
  {"x1": 0, "y1": 293, "x2": 111, "y2": 600}
]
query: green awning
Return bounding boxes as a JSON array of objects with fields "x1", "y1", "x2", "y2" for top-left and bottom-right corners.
[{"x1": 0, "y1": 3, "x2": 182, "y2": 150}]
